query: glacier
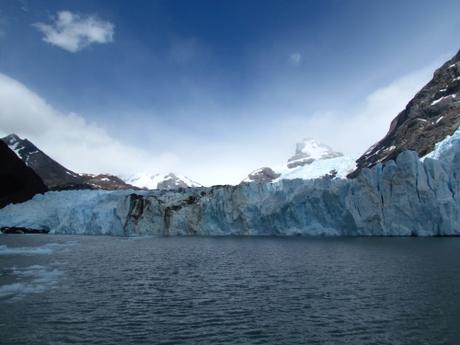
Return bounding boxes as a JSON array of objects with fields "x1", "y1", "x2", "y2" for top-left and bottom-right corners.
[
  {"x1": 422, "y1": 127, "x2": 460, "y2": 163},
  {"x1": 2, "y1": 137, "x2": 460, "y2": 236},
  {"x1": 273, "y1": 155, "x2": 356, "y2": 181}
]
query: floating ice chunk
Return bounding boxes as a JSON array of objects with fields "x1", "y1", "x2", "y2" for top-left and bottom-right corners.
[
  {"x1": 0, "y1": 241, "x2": 78, "y2": 256},
  {"x1": 0, "y1": 265, "x2": 63, "y2": 300}
]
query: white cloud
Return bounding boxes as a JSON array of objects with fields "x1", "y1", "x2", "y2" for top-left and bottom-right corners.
[
  {"x1": 288, "y1": 52, "x2": 302, "y2": 66},
  {"x1": 0, "y1": 73, "x2": 177, "y2": 176},
  {"x1": 34, "y1": 11, "x2": 114, "y2": 52}
]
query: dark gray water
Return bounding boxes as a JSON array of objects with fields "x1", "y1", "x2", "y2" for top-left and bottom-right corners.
[{"x1": 1, "y1": 235, "x2": 460, "y2": 344}]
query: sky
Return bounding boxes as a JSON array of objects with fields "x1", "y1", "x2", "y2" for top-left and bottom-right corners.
[{"x1": 0, "y1": 0, "x2": 459, "y2": 186}]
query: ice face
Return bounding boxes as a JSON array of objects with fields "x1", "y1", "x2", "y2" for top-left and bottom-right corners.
[{"x1": 1, "y1": 139, "x2": 460, "y2": 237}]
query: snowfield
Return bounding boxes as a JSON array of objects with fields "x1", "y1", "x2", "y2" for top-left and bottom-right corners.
[
  {"x1": 126, "y1": 172, "x2": 201, "y2": 190},
  {"x1": 274, "y1": 156, "x2": 356, "y2": 182}
]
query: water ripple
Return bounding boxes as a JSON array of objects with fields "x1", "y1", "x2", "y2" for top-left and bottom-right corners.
[{"x1": 1, "y1": 236, "x2": 460, "y2": 344}]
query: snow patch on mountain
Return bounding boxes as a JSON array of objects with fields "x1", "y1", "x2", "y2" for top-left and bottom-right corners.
[
  {"x1": 274, "y1": 156, "x2": 356, "y2": 182},
  {"x1": 126, "y1": 172, "x2": 202, "y2": 190},
  {"x1": 244, "y1": 138, "x2": 355, "y2": 183},
  {"x1": 287, "y1": 138, "x2": 343, "y2": 169}
]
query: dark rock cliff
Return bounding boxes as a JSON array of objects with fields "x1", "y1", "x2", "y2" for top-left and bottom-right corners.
[{"x1": 0, "y1": 140, "x2": 47, "y2": 208}]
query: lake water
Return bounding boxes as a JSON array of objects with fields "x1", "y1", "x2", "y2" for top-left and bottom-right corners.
[{"x1": 1, "y1": 235, "x2": 460, "y2": 344}]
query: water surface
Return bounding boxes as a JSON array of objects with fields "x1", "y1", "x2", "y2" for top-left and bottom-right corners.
[{"x1": 1, "y1": 234, "x2": 460, "y2": 344}]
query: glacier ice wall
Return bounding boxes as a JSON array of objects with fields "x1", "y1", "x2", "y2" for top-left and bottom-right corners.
[{"x1": 1, "y1": 149, "x2": 460, "y2": 236}]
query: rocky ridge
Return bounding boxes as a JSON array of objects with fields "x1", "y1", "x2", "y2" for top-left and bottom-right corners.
[
  {"x1": 350, "y1": 49, "x2": 460, "y2": 177},
  {"x1": 2, "y1": 134, "x2": 135, "y2": 190}
]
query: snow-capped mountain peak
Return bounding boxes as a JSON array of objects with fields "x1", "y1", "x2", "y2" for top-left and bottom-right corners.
[
  {"x1": 243, "y1": 138, "x2": 355, "y2": 184},
  {"x1": 287, "y1": 138, "x2": 343, "y2": 168},
  {"x1": 3, "y1": 133, "x2": 21, "y2": 146},
  {"x1": 1, "y1": 134, "x2": 82, "y2": 185},
  {"x1": 3, "y1": 134, "x2": 47, "y2": 165},
  {"x1": 126, "y1": 172, "x2": 202, "y2": 190},
  {"x1": 1, "y1": 134, "x2": 135, "y2": 190}
]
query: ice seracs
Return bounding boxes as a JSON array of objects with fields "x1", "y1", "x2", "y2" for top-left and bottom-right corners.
[{"x1": 422, "y1": 126, "x2": 460, "y2": 163}]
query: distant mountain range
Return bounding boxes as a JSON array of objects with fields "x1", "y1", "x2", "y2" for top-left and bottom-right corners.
[{"x1": 1, "y1": 134, "x2": 203, "y2": 191}]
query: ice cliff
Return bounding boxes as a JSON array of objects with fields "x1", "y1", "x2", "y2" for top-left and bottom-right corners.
[{"x1": 1, "y1": 134, "x2": 460, "y2": 236}]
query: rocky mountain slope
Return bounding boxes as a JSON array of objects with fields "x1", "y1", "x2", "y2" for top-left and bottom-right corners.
[
  {"x1": 2, "y1": 134, "x2": 135, "y2": 190},
  {"x1": 350, "y1": 49, "x2": 460, "y2": 177},
  {"x1": 0, "y1": 140, "x2": 47, "y2": 208},
  {"x1": 244, "y1": 138, "x2": 355, "y2": 183},
  {"x1": 2, "y1": 134, "x2": 81, "y2": 187},
  {"x1": 244, "y1": 167, "x2": 281, "y2": 183},
  {"x1": 126, "y1": 172, "x2": 202, "y2": 190}
]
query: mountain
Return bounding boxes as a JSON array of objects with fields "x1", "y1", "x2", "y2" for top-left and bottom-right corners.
[
  {"x1": 2, "y1": 134, "x2": 81, "y2": 187},
  {"x1": 244, "y1": 138, "x2": 355, "y2": 183},
  {"x1": 243, "y1": 167, "x2": 281, "y2": 183},
  {"x1": 4, "y1": 50, "x2": 460, "y2": 236},
  {"x1": 287, "y1": 138, "x2": 344, "y2": 168},
  {"x1": 0, "y1": 140, "x2": 47, "y2": 208},
  {"x1": 350, "y1": 49, "x2": 460, "y2": 177},
  {"x1": 1, "y1": 134, "x2": 135, "y2": 190},
  {"x1": 126, "y1": 172, "x2": 202, "y2": 190}
]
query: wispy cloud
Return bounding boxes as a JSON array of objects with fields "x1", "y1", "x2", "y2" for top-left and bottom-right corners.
[
  {"x1": 34, "y1": 11, "x2": 114, "y2": 52},
  {"x1": 288, "y1": 52, "x2": 302, "y2": 66}
]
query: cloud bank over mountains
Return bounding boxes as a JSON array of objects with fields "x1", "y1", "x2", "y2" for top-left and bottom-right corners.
[{"x1": 0, "y1": 73, "x2": 177, "y2": 177}]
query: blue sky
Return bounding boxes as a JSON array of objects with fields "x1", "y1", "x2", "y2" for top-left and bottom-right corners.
[{"x1": 0, "y1": 0, "x2": 459, "y2": 185}]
